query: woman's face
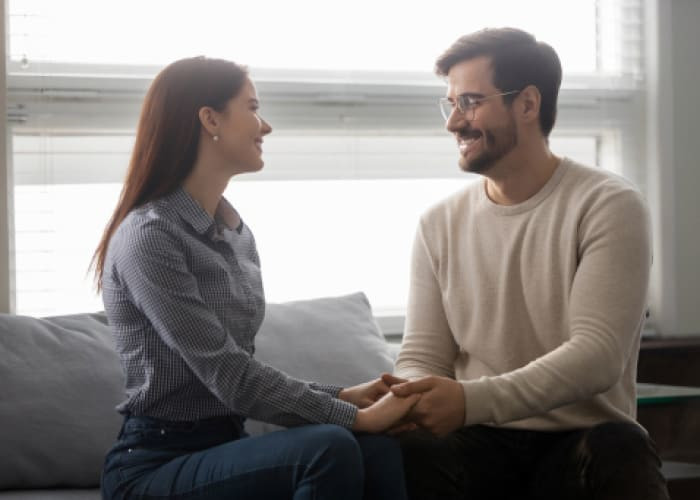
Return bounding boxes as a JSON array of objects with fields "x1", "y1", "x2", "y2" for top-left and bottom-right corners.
[{"x1": 213, "y1": 77, "x2": 272, "y2": 175}]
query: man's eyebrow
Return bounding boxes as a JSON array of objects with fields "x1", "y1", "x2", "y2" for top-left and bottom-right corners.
[{"x1": 458, "y1": 92, "x2": 485, "y2": 99}]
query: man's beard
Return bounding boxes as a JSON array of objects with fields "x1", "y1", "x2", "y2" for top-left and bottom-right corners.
[{"x1": 458, "y1": 118, "x2": 518, "y2": 174}]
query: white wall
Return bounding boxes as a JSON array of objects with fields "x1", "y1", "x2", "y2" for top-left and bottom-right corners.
[
  {"x1": 647, "y1": 0, "x2": 700, "y2": 336},
  {"x1": 1, "y1": 1, "x2": 699, "y2": 329},
  {"x1": 0, "y1": 0, "x2": 12, "y2": 314},
  {"x1": 670, "y1": 0, "x2": 700, "y2": 335}
]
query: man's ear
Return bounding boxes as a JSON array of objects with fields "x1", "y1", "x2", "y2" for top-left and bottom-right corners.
[
  {"x1": 198, "y1": 106, "x2": 219, "y2": 137},
  {"x1": 515, "y1": 85, "x2": 541, "y2": 126}
]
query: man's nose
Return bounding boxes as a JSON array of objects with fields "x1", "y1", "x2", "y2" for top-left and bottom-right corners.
[{"x1": 445, "y1": 109, "x2": 466, "y2": 134}]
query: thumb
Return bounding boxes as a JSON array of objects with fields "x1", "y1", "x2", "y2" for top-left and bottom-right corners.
[
  {"x1": 391, "y1": 378, "x2": 434, "y2": 397},
  {"x1": 381, "y1": 373, "x2": 408, "y2": 387}
]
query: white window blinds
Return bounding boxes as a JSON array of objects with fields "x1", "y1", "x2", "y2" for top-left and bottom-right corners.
[{"x1": 5, "y1": 0, "x2": 646, "y2": 317}]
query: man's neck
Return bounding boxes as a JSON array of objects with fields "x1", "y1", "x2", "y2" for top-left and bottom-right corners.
[{"x1": 483, "y1": 147, "x2": 560, "y2": 206}]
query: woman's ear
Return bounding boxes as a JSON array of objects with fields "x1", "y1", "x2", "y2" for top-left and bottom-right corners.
[
  {"x1": 198, "y1": 106, "x2": 219, "y2": 137},
  {"x1": 515, "y1": 85, "x2": 541, "y2": 127}
]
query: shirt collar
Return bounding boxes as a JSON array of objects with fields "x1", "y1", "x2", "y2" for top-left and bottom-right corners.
[
  {"x1": 166, "y1": 188, "x2": 241, "y2": 239},
  {"x1": 214, "y1": 197, "x2": 242, "y2": 234}
]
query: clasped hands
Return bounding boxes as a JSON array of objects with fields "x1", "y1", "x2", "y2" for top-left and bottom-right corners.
[{"x1": 339, "y1": 373, "x2": 465, "y2": 437}]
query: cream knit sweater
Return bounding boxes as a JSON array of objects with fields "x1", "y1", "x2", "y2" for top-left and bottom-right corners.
[{"x1": 395, "y1": 158, "x2": 652, "y2": 431}]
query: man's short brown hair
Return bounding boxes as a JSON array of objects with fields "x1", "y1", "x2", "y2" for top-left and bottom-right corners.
[{"x1": 436, "y1": 27, "x2": 562, "y2": 137}]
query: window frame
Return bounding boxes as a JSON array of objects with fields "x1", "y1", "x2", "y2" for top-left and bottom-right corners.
[
  {"x1": 1, "y1": 0, "x2": 650, "y2": 327},
  {"x1": 4, "y1": 62, "x2": 646, "y2": 329}
]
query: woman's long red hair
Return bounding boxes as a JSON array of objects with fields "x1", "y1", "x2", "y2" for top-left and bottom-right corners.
[{"x1": 91, "y1": 56, "x2": 248, "y2": 290}]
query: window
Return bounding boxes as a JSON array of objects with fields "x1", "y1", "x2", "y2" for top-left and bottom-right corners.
[{"x1": 4, "y1": 0, "x2": 645, "y2": 321}]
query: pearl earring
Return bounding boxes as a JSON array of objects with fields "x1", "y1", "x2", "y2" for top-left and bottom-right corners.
[{"x1": 213, "y1": 135, "x2": 219, "y2": 142}]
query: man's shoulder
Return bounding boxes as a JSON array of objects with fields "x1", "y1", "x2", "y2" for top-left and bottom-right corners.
[
  {"x1": 559, "y1": 158, "x2": 646, "y2": 209},
  {"x1": 559, "y1": 158, "x2": 649, "y2": 236},
  {"x1": 420, "y1": 179, "x2": 482, "y2": 225},
  {"x1": 563, "y1": 158, "x2": 641, "y2": 195}
]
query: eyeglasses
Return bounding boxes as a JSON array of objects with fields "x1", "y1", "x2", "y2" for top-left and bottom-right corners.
[{"x1": 439, "y1": 90, "x2": 520, "y2": 122}]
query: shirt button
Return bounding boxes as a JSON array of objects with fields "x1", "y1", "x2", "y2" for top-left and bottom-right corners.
[{"x1": 160, "y1": 429, "x2": 166, "y2": 435}]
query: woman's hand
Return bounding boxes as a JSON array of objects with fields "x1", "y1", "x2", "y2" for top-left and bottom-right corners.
[
  {"x1": 352, "y1": 392, "x2": 421, "y2": 433},
  {"x1": 339, "y1": 373, "x2": 407, "y2": 408}
]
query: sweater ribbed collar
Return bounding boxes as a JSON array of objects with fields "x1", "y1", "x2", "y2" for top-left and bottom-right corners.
[{"x1": 478, "y1": 157, "x2": 570, "y2": 216}]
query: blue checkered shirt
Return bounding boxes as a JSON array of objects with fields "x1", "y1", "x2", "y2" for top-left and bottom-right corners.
[{"x1": 102, "y1": 188, "x2": 357, "y2": 427}]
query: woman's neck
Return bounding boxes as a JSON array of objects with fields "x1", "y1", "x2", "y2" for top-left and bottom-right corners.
[{"x1": 183, "y1": 164, "x2": 230, "y2": 217}]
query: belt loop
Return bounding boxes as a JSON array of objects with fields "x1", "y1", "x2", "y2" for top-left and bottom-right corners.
[{"x1": 117, "y1": 414, "x2": 130, "y2": 440}]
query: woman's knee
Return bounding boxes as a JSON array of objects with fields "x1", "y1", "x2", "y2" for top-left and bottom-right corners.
[
  {"x1": 356, "y1": 434, "x2": 404, "y2": 475},
  {"x1": 356, "y1": 434, "x2": 408, "y2": 500},
  {"x1": 357, "y1": 434, "x2": 402, "y2": 459},
  {"x1": 304, "y1": 424, "x2": 363, "y2": 467},
  {"x1": 295, "y1": 424, "x2": 364, "y2": 497}
]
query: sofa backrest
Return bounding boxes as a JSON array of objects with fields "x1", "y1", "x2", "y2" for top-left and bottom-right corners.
[{"x1": 0, "y1": 312, "x2": 124, "y2": 490}]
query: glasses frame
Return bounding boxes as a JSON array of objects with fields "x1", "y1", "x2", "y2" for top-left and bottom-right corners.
[{"x1": 439, "y1": 90, "x2": 520, "y2": 122}]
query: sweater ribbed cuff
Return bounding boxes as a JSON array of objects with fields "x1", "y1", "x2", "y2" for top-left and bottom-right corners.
[{"x1": 461, "y1": 377, "x2": 495, "y2": 426}]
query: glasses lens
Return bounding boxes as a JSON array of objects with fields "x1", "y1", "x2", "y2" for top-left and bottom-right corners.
[{"x1": 439, "y1": 98, "x2": 453, "y2": 121}]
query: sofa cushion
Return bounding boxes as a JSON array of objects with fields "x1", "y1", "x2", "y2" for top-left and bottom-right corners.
[
  {"x1": 246, "y1": 292, "x2": 394, "y2": 435},
  {"x1": 0, "y1": 292, "x2": 394, "y2": 489},
  {"x1": 0, "y1": 312, "x2": 124, "y2": 490}
]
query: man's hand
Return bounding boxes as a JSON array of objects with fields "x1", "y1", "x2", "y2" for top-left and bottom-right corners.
[
  {"x1": 352, "y1": 391, "x2": 421, "y2": 433},
  {"x1": 339, "y1": 373, "x2": 408, "y2": 408},
  {"x1": 390, "y1": 376, "x2": 465, "y2": 437}
]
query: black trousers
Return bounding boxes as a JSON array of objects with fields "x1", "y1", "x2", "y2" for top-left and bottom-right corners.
[{"x1": 398, "y1": 421, "x2": 669, "y2": 500}]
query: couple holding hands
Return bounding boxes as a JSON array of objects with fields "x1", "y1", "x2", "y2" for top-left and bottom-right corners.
[{"x1": 96, "y1": 27, "x2": 669, "y2": 500}]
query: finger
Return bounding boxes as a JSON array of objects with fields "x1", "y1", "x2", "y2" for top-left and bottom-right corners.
[
  {"x1": 381, "y1": 373, "x2": 408, "y2": 386},
  {"x1": 359, "y1": 397, "x2": 375, "y2": 408},
  {"x1": 391, "y1": 378, "x2": 434, "y2": 397},
  {"x1": 403, "y1": 393, "x2": 422, "y2": 410},
  {"x1": 372, "y1": 381, "x2": 391, "y2": 396}
]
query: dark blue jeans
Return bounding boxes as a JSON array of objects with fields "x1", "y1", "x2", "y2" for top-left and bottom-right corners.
[
  {"x1": 102, "y1": 415, "x2": 407, "y2": 500},
  {"x1": 399, "y1": 421, "x2": 670, "y2": 500}
]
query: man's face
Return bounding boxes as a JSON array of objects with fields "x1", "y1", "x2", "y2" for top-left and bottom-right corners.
[{"x1": 444, "y1": 57, "x2": 518, "y2": 174}]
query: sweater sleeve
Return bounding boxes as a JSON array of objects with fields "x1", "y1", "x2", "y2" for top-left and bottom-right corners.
[
  {"x1": 395, "y1": 219, "x2": 458, "y2": 380},
  {"x1": 462, "y1": 188, "x2": 652, "y2": 425}
]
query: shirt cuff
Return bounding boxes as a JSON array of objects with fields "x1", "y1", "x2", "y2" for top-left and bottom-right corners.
[
  {"x1": 326, "y1": 398, "x2": 358, "y2": 428},
  {"x1": 309, "y1": 382, "x2": 343, "y2": 396}
]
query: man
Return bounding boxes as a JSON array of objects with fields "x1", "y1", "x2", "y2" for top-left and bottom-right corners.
[{"x1": 389, "y1": 27, "x2": 669, "y2": 499}]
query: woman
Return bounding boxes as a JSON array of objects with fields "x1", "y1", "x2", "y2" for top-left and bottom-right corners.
[{"x1": 93, "y1": 56, "x2": 418, "y2": 500}]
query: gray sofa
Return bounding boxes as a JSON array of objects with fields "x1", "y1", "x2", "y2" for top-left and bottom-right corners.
[{"x1": 0, "y1": 292, "x2": 398, "y2": 499}]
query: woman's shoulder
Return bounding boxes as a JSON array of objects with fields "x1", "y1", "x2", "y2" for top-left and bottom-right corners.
[{"x1": 112, "y1": 201, "x2": 183, "y2": 255}]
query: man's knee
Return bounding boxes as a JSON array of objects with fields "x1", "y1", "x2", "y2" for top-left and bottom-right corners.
[
  {"x1": 398, "y1": 428, "x2": 445, "y2": 469},
  {"x1": 579, "y1": 422, "x2": 659, "y2": 465},
  {"x1": 398, "y1": 428, "x2": 467, "y2": 499},
  {"x1": 577, "y1": 422, "x2": 669, "y2": 500}
]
